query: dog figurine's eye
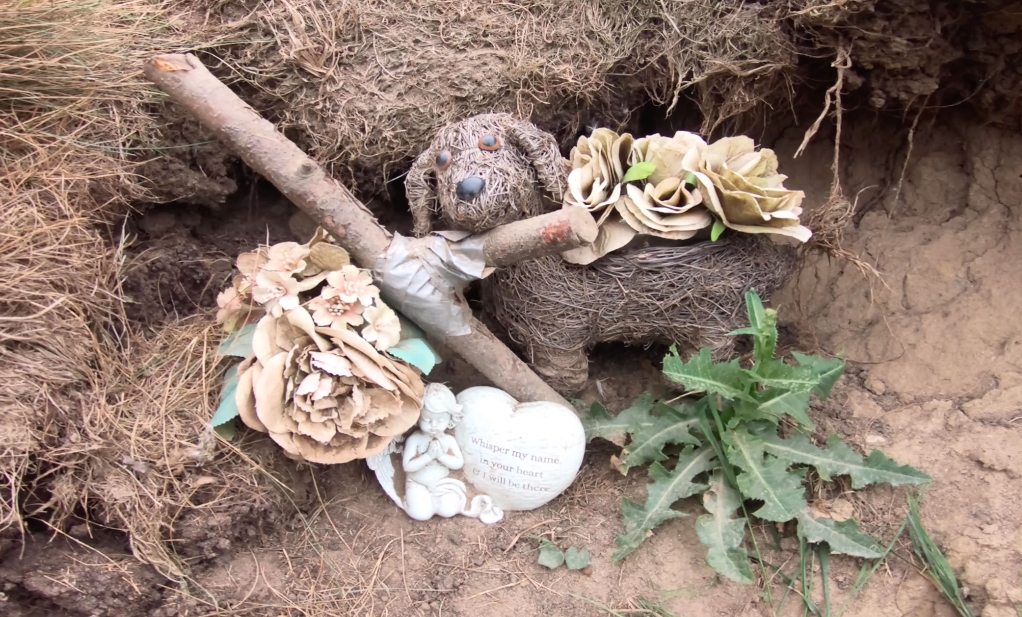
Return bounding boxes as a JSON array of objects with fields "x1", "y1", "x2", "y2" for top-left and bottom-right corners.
[
  {"x1": 435, "y1": 150, "x2": 452, "y2": 171},
  {"x1": 478, "y1": 135, "x2": 501, "y2": 151}
]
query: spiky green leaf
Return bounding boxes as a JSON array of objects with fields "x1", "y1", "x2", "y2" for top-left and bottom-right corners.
[
  {"x1": 696, "y1": 470, "x2": 753, "y2": 583},
  {"x1": 623, "y1": 161, "x2": 656, "y2": 183},
  {"x1": 663, "y1": 347, "x2": 755, "y2": 402},
  {"x1": 564, "y1": 547, "x2": 591, "y2": 570},
  {"x1": 791, "y1": 352, "x2": 845, "y2": 400},
  {"x1": 796, "y1": 510, "x2": 883, "y2": 558},
  {"x1": 613, "y1": 447, "x2": 717, "y2": 561},
  {"x1": 747, "y1": 361, "x2": 821, "y2": 394},
  {"x1": 759, "y1": 432, "x2": 931, "y2": 489},
  {"x1": 734, "y1": 388, "x2": 813, "y2": 428},
  {"x1": 727, "y1": 429, "x2": 806, "y2": 522},
  {"x1": 617, "y1": 403, "x2": 701, "y2": 474},
  {"x1": 743, "y1": 290, "x2": 777, "y2": 368},
  {"x1": 582, "y1": 393, "x2": 656, "y2": 446}
]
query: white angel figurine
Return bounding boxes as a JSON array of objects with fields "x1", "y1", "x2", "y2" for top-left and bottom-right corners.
[{"x1": 368, "y1": 383, "x2": 503, "y2": 524}]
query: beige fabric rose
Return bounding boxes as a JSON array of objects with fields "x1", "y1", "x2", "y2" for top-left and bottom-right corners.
[
  {"x1": 615, "y1": 178, "x2": 713, "y2": 241},
  {"x1": 694, "y1": 136, "x2": 811, "y2": 242},
  {"x1": 564, "y1": 128, "x2": 633, "y2": 216},
  {"x1": 628, "y1": 131, "x2": 706, "y2": 186},
  {"x1": 218, "y1": 229, "x2": 429, "y2": 463},
  {"x1": 237, "y1": 305, "x2": 423, "y2": 464}
]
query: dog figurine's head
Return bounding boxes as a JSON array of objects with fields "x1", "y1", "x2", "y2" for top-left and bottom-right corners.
[{"x1": 405, "y1": 113, "x2": 568, "y2": 236}]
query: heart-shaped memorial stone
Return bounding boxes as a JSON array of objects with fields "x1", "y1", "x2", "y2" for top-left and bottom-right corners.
[{"x1": 454, "y1": 386, "x2": 585, "y2": 511}]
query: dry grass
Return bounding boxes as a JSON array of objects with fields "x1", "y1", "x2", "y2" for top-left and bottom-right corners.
[
  {"x1": 0, "y1": 0, "x2": 280, "y2": 581},
  {"x1": 196, "y1": 0, "x2": 796, "y2": 194}
]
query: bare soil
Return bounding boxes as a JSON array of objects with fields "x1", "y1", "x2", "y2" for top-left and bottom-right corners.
[{"x1": 2, "y1": 111, "x2": 1020, "y2": 617}]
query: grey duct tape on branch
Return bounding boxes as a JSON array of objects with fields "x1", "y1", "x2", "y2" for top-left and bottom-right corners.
[{"x1": 373, "y1": 231, "x2": 493, "y2": 339}]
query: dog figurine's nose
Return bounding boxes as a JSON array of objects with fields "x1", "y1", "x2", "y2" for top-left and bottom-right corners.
[{"x1": 456, "y1": 176, "x2": 485, "y2": 201}]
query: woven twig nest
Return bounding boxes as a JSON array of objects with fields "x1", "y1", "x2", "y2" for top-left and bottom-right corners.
[{"x1": 485, "y1": 234, "x2": 799, "y2": 395}]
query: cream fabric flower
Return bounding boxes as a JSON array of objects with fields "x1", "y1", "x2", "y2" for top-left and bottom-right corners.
[
  {"x1": 628, "y1": 131, "x2": 706, "y2": 186},
  {"x1": 237, "y1": 307, "x2": 423, "y2": 464},
  {"x1": 308, "y1": 295, "x2": 365, "y2": 329},
  {"x1": 564, "y1": 129, "x2": 633, "y2": 216},
  {"x1": 251, "y1": 270, "x2": 301, "y2": 317},
  {"x1": 324, "y1": 265, "x2": 380, "y2": 306},
  {"x1": 616, "y1": 182, "x2": 713, "y2": 240},
  {"x1": 694, "y1": 136, "x2": 811, "y2": 242},
  {"x1": 264, "y1": 241, "x2": 310, "y2": 275},
  {"x1": 361, "y1": 302, "x2": 401, "y2": 351}
]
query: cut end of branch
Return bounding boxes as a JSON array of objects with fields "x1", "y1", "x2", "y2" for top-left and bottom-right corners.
[{"x1": 145, "y1": 54, "x2": 197, "y2": 77}]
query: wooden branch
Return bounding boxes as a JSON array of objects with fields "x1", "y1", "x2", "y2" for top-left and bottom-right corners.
[
  {"x1": 144, "y1": 53, "x2": 575, "y2": 407},
  {"x1": 478, "y1": 207, "x2": 597, "y2": 267}
]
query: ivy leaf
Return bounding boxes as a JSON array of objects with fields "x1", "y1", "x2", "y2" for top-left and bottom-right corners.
[
  {"x1": 622, "y1": 161, "x2": 656, "y2": 183},
  {"x1": 537, "y1": 540, "x2": 565, "y2": 569},
  {"x1": 218, "y1": 323, "x2": 256, "y2": 359},
  {"x1": 613, "y1": 447, "x2": 717, "y2": 562},
  {"x1": 791, "y1": 352, "x2": 845, "y2": 401},
  {"x1": 710, "y1": 220, "x2": 726, "y2": 242},
  {"x1": 796, "y1": 510, "x2": 883, "y2": 558},
  {"x1": 385, "y1": 338, "x2": 441, "y2": 375},
  {"x1": 582, "y1": 393, "x2": 656, "y2": 446},
  {"x1": 759, "y1": 432, "x2": 931, "y2": 489},
  {"x1": 727, "y1": 428, "x2": 806, "y2": 522},
  {"x1": 617, "y1": 402, "x2": 701, "y2": 474},
  {"x1": 210, "y1": 363, "x2": 242, "y2": 427},
  {"x1": 734, "y1": 388, "x2": 813, "y2": 429},
  {"x1": 696, "y1": 470, "x2": 753, "y2": 584},
  {"x1": 564, "y1": 547, "x2": 591, "y2": 570},
  {"x1": 663, "y1": 347, "x2": 756, "y2": 402}
]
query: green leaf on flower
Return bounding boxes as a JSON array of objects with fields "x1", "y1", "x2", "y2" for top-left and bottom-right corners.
[
  {"x1": 385, "y1": 337, "x2": 441, "y2": 375},
  {"x1": 536, "y1": 538, "x2": 565, "y2": 569},
  {"x1": 622, "y1": 161, "x2": 656, "y2": 183},
  {"x1": 613, "y1": 447, "x2": 716, "y2": 562},
  {"x1": 791, "y1": 352, "x2": 845, "y2": 401},
  {"x1": 564, "y1": 547, "x2": 591, "y2": 570},
  {"x1": 218, "y1": 323, "x2": 256, "y2": 359},
  {"x1": 616, "y1": 402, "x2": 701, "y2": 474},
  {"x1": 214, "y1": 420, "x2": 237, "y2": 441},
  {"x1": 796, "y1": 510, "x2": 883, "y2": 558},
  {"x1": 210, "y1": 363, "x2": 242, "y2": 427},
  {"x1": 663, "y1": 347, "x2": 756, "y2": 402},
  {"x1": 758, "y1": 432, "x2": 930, "y2": 489},
  {"x1": 727, "y1": 428, "x2": 806, "y2": 522},
  {"x1": 710, "y1": 220, "x2": 726, "y2": 242},
  {"x1": 696, "y1": 470, "x2": 753, "y2": 584}
]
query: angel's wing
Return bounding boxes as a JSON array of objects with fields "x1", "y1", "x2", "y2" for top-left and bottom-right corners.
[{"x1": 367, "y1": 435, "x2": 405, "y2": 508}]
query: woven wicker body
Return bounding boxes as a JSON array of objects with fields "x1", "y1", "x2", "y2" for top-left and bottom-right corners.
[{"x1": 484, "y1": 235, "x2": 798, "y2": 395}]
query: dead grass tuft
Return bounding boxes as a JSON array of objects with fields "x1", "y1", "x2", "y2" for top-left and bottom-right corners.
[
  {"x1": 0, "y1": 0, "x2": 278, "y2": 579},
  {"x1": 196, "y1": 0, "x2": 796, "y2": 193}
]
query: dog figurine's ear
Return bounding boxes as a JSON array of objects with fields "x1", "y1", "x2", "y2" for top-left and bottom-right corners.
[
  {"x1": 507, "y1": 119, "x2": 569, "y2": 203},
  {"x1": 406, "y1": 143, "x2": 439, "y2": 237}
]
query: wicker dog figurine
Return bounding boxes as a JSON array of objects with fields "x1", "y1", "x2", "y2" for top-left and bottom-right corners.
[
  {"x1": 406, "y1": 113, "x2": 568, "y2": 236},
  {"x1": 407, "y1": 114, "x2": 797, "y2": 395}
]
